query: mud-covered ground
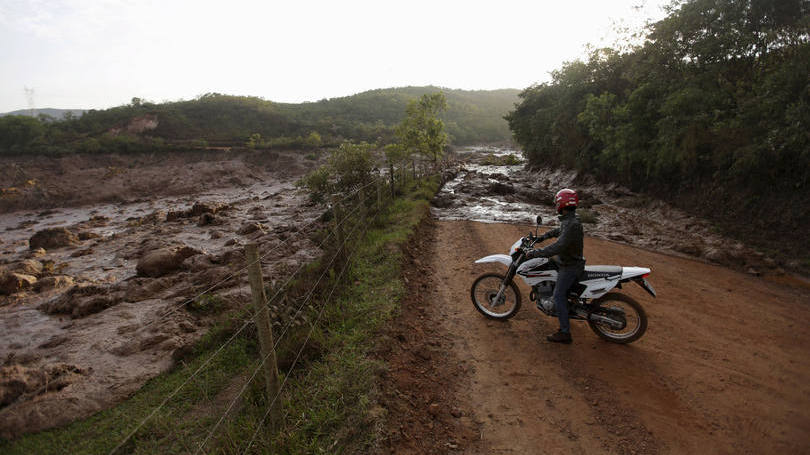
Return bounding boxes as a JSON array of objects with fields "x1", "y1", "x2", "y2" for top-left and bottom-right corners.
[
  {"x1": 435, "y1": 146, "x2": 797, "y2": 280},
  {"x1": 379, "y1": 219, "x2": 810, "y2": 454},
  {"x1": 0, "y1": 150, "x2": 324, "y2": 438}
]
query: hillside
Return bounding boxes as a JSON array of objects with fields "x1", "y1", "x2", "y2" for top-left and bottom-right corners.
[
  {"x1": 0, "y1": 87, "x2": 519, "y2": 156},
  {"x1": 0, "y1": 108, "x2": 86, "y2": 120}
]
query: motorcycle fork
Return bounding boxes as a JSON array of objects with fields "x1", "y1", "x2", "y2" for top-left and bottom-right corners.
[{"x1": 494, "y1": 263, "x2": 518, "y2": 305}]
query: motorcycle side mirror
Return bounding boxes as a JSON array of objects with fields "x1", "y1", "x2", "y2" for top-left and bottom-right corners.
[{"x1": 536, "y1": 215, "x2": 543, "y2": 225}]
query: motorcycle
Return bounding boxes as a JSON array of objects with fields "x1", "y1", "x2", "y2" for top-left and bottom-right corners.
[{"x1": 470, "y1": 216, "x2": 656, "y2": 344}]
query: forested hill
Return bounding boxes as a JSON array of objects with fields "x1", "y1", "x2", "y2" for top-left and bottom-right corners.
[
  {"x1": 507, "y1": 0, "x2": 810, "y2": 265},
  {"x1": 0, "y1": 87, "x2": 519, "y2": 155}
]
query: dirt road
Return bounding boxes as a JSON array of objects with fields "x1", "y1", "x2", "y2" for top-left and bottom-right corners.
[{"x1": 380, "y1": 220, "x2": 810, "y2": 454}]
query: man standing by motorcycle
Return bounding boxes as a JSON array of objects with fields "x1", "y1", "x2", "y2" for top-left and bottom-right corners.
[{"x1": 524, "y1": 189, "x2": 585, "y2": 344}]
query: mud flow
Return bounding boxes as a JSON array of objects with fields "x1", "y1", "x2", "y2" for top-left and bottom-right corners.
[
  {"x1": 435, "y1": 146, "x2": 793, "y2": 279},
  {"x1": 0, "y1": 151, "x2": 324, "y2": 438}
]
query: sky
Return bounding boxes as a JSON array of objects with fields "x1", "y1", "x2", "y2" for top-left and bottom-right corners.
[{"x1": 0, "y1": 0, "x2": 674, "y2": 112}]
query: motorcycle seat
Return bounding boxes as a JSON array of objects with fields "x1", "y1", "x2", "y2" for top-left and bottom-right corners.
[{"x1": 581, "y1": 265, "x2": 622, "y2": 281}]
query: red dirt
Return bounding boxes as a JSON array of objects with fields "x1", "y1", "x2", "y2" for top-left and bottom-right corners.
[{"x1": 378, "y1": 219, "x2": 810, "y2": 454}]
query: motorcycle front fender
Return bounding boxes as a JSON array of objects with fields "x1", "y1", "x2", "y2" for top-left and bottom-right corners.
[{"x1": 474, "y1": 254, "x2": 513, "y2": 268}]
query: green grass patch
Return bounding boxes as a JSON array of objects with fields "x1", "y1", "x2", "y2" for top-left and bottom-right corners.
[{"x1": 0, "y1": 177, "x2": 438, "y2": 455}]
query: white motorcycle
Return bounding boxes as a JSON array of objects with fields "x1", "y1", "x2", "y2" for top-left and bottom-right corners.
[{"x1": 470, "y1": 216, "x2": 656, "y2": 344}]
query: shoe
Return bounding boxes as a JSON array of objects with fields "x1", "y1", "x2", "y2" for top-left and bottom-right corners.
[{"x1": 546, "y1": 331, "x2": 572, "y2": 344}]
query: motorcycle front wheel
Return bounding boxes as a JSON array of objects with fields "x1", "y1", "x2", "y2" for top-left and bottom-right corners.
[
  {"x1": 470, "y1": 273, "x2": 521, "y2": 320},
  {"x1": 587, "y1": 292, "x2": 647, "y2": 344}
]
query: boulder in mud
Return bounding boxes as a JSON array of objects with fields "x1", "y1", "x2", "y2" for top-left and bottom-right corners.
[
  {"x1": 0, "y1": 271, "x2": 37, "y2": 295},
  {"x1": 39, "y1": 284, "x2": 122, "y2": 318},
  {"x1": 34, "y1": 275, "x2": 74, "y2": 292},
  {"x1": 77, "y1": 231, "x2": 100, "y2": 241},
  {"x1": 516, "y1": 188, "x2": 551, "y2": 205},
  {"x1": 12, "y1": 260, "x2": 43, "y2": 277},
  {"x1": 237, "y1": 222, "x2": 265, "y2": 235},
  {"x1": 190, "y1": 201, "x2": 225, "y2": 216},
  {"x1": 198, "y1": 212, "x2": 216, "y2": 226},
  {"x1": 29, "y1": 228, "x2": 79, "y2": 250},
  {"x1": 0, "y1": 363, "x2": 86, "y2": 407},
  {"x1": 136, "y1": 246, "x2": 202, "y2": 277},
  {"x1": 488, "y1": 182, "x2": 515, "y2": 195},
  {"x1": 431, "y1": 194, "x2": 455, "y2": 208}
]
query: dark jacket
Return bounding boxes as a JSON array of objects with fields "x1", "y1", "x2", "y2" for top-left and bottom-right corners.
[{"x1": 528, "y1": 210, "x2": 585, "y2": 267}]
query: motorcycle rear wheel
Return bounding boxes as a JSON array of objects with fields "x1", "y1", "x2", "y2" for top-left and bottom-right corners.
[
  {"x1": 587, "y1": 292, "x2": 647, "y2": 344},
  {"x1": 470, "y1": 273, "x2": 522, "y2": 320}
]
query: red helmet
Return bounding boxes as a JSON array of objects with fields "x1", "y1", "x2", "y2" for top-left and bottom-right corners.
[{"x1": 555, "y1": 189, "x2": 578, "y2": 213}]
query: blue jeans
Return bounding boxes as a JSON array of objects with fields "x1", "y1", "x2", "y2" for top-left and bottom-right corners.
[{"x1": 554, "y1": 265, "x2": 583, "y2": 333}]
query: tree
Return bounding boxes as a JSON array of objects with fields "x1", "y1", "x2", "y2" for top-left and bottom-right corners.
[{"x1": 396, "y1": 92, "x2": 448, "y2": 163}]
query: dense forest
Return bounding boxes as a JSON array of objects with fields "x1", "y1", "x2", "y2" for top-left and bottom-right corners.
[
  {"x1": 507, "y1": 0, "x2": 809, "y2": 262},
  {"x1": 0, "y1": 87, "x2": 518, "y2": 155}
]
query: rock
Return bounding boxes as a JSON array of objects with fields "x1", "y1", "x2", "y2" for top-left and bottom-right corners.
[
  {"x1": 40, "y1": 284, "x2": 121, "y2": 318},
  {"x1": 0, "y1": 363, "x2": 85, "y2": 407},
  {"x1": 29, "y1": 228, "x2": 79, "y2": 250},
  {"x1": 224, "y1": 238, "x2": 240, "y2": 247},
  {"x1": 0, "y1": 272, "x2": 37, "y2": 295},
  {"x1": 77, "y1": 232, "x2": 100, "y2": 241},
  {"x1": 703, "y1": 247, "x2": 727, "y2": 263},
  {"x1": 431, "y1": 194, "x2": 455, "y2": 208},
  {"x1": 136, "y1": 246, "x2": 202, "y2": 277},
  {"x1": 34, "y1": 275, "x2": 74, "y2": 292},
  {"x1": 28, "y1": 248, "x2": 46, "y2": 258},
  {"x1": 238, "y1": 222, "x2": 264, "y2": 235},
  {"x1": 69, "y1": 248, "x2": 94, "y2": 258},
  {"x1": 190, "y1": 201, "x2": 225, "y2": 216},
  {"x1": 488, "y1": 182, "x2": 515, "y2": 195},
  {"x1": 165, "y1": 210, "x2": 185, "y2": 222},
  {"x1": 428, "y1": 403, "x2": 441, "y2": 416},
  {"x1": 675, "y1": 242, "x2": 703, "y2": 257},
  {"x1": 198, "y1": 212, "x2": 216, "y2": 226},
  {"x1": 12, "y1": 260, "x2": 43, "y2": 277},
  {"x1": 184, "y1": 254, "x2": 215, "y2": 272}
]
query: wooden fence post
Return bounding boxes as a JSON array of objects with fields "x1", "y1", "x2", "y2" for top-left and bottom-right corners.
[
  {"x1": 332, "y1": 197, "x2": 346, "y2": 266},
  {"x1": 389, "y1": 163, "x2": 395, "y2": 199},
  {"x1": 245, "y1": 244, "x2": 281, "y2": 429}
]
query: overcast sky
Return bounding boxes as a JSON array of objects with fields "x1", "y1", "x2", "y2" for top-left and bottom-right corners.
[{"x1": 0, "y1": 0, "x2": 673, "y2": 112}]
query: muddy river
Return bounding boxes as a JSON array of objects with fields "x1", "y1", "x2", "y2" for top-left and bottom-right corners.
[{"x1": 435, "y1": 146, "x2": 785, "y2": 276}]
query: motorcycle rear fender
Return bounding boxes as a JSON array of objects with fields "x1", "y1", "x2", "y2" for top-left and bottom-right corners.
[
  {"x1": 620, "y1": 267, "x2": 650, "y2": 280},
  {"x1": 474, "y1": 254, "x2": 513, "y2": 267},
  {"x1": 620, "y1": 267, "x2": 656, "y2": 298}
]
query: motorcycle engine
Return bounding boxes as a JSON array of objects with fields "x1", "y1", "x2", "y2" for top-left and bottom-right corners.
[{"x1": 534, "y1": 282, "x2": 555, "y2": 313}]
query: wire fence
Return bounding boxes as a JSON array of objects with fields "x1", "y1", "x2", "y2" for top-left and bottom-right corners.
[
  {"x1": 195, "y1": 219, "x2": 357, "y2": 453},
  {"x1": 108, "y1": 178, "x2": 384, "y2": 455}
]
